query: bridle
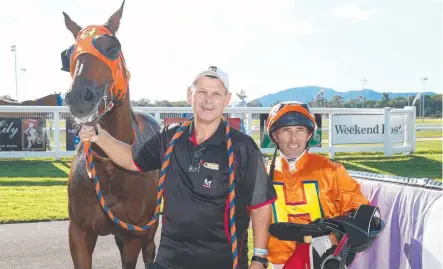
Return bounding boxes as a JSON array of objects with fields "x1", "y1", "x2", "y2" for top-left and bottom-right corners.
[{"x1": 60, "y1": 25, "x2": 130, "y2": 120}]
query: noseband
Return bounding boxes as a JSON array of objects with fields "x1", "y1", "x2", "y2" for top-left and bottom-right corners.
[{"x1": 60, "y1": 25, "x2": 130, "y2": 119}]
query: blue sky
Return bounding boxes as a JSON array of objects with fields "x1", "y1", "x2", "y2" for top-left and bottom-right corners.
[{"x1": 1, "y1": 0, "x2": 441, "y2": 103}]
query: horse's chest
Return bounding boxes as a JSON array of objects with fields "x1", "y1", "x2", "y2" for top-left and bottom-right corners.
[{"x1": 69, "y1": 153, "x2": 155, "y2": 233}]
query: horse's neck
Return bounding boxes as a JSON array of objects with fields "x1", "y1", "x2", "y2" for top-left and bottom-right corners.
[{"x1": 102, "y1": 101, "x2": 134, "y2": 145}]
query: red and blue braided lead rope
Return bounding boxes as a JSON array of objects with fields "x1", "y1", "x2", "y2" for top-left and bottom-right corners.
[{"x1": 84, "y1": 117, "x2": 238, "y2": 269}]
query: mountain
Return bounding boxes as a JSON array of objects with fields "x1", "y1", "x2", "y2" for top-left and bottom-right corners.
[{"x1": 254, "y1": 86, "x2": 438, "y2": 107}]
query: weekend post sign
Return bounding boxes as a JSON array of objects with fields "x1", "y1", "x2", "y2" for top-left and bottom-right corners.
[{"x1": 331, "y1": 114, "x2": 405, "y2": 144}]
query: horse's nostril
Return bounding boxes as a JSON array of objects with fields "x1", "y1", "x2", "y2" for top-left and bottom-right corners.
[{"x1": 83, "y1": 88, "x2": 94, "y2": 102}]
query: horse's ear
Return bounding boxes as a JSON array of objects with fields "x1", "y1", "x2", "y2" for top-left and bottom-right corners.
[
  {"x1": 63, "y1": 12, "x2": 82, "y2": 39},
  {"x1": 105, "y1": 0, "x2": 125, "y2": 34}
]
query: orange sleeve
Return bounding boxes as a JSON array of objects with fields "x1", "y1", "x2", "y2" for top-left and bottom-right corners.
[{"x1": 331, "y1": 164, "x2": 370, "y2": 215}]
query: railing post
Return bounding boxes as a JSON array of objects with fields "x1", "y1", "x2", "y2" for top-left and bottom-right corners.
[
  {"x1": 247, "y1": 111, "x2": 253, "y2": 135},
  {"x1": 403, "y1": 107, "x2": 409, "y2": 150},
  {"x1": 54, "y1": 110, "x2": 60, "y2": 160},
  {"x1": 328, "y1": 112, "x2": 334, "y2": 158},
  {"x1": 411, "y1": 106, "x2": 417, "y2": 153},
  {"x1": 155, "y1": 111, "x2": 161, "y2": 124},
  {"x1": 403, "y1": 106, "x2": 413, "y2": 154},
  {"x1": 384, "y1": 107, "x2": 391, "y2": 157}
]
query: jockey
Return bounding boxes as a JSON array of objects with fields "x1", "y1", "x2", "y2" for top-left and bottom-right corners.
[{"x1": 264, "y1": 101, "x2": 379, "y2": 269}]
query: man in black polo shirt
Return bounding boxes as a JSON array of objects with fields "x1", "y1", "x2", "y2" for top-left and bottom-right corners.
[{"x1": 78, "y1": 66, "x2": 277, "y2": 269}]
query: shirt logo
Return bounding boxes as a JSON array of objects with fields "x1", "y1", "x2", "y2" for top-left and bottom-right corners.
[{"x1": 203, "y1": 178, "x2": 212, "y2": 188}]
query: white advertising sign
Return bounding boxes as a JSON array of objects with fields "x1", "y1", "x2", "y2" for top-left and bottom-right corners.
[{"x1": 332, "y1": 114, "x2": 405, "y2": 144}]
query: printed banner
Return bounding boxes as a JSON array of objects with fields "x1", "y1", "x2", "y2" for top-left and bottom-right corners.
[
  {"x1": 0, "y1": 118, "x2": 22, "y2": 151},
  {"x1": 259, "y1": 113, "x2": 322, "y2": 148},
  {"x1": 0, "y1": 118, "x2": 47, "y2": 151},
  {"x1": 22, "y1": 118, "x2": 46, "y2": 151}
]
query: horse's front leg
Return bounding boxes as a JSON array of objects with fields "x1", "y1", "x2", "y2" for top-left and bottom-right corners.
[
  {"x1": 68, "y1": 220, "x2": 98, "y2": 269},
  {"x1": 122, "y1": 238, "x2": 143, "y2": 269},
  {"x1": 142, "y1": 240, "x2": 156, "y2": 269}
]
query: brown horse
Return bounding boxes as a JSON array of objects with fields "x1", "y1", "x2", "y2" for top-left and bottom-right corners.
[
  {"x1": 0, "y1": 93, "x2": 64, "y2": 106},
  {"x1": 61, "y1": 2, "x2": 160, "y2": 269}
]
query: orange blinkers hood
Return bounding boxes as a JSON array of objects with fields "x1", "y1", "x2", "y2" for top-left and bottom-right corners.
[{"x1": 69, "y1": 25, "x2": 130, "y2": 101}]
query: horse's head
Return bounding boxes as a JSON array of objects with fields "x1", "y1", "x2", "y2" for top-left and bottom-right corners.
[{"x1": 61, "y1": 1, "x2": 129, "y2": 125}]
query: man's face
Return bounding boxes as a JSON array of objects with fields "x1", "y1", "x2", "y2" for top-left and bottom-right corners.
[
  {"x1": 272, "y1": 125, "x2": 311, "y2": 159},
  {"x1": 187, "y1": 76, "x2": 231, "y2": 124}
]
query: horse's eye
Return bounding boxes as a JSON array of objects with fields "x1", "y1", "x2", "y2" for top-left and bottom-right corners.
[
  {"x1": 93, "y1": 35, "x2": 121, "y2": 60},
  {"x1": 106, "y1": 46, "x2": 120, "y2": 59}
]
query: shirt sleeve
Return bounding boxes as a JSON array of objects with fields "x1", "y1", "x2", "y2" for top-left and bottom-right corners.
[
  {"x1": 242, "y1": 149, "x2": 277, "y2": 209},
  {"x1": 132, "y1": 129, "x2": 163, "y2": 172},
  {"x1": 331, "y1": 164, "x2": 370, "y2": 215}
]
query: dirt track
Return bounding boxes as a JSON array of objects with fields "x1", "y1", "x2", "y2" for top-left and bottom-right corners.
[{"x1": 0, "y1": 219, "x2": 162, "y2": 269}]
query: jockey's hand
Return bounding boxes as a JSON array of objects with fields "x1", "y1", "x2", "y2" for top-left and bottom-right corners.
[{"x1": 79, "y1": 124, "x2": 107, "y2": 143}]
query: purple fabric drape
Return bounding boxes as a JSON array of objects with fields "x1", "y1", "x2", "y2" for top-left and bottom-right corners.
[{"x1": 348, "y1": 179, "x2": 442, "y2": 269}]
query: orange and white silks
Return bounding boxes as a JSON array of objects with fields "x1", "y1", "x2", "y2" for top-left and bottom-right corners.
[{"x1": 267, "y1": 152, "x2": 370, "y2": 265}]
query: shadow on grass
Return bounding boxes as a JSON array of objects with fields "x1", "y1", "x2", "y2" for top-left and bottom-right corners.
[
  {"x1": 0, "y1": 180, "x2": 67, "y2": 187},
  {"x1": 0, "y1": 160, "x2": 70, "y2": 178}
]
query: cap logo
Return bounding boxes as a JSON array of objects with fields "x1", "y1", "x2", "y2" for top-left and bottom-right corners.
[{"x1": 209, "y1": 66, "x2": 218, "y2": 72}]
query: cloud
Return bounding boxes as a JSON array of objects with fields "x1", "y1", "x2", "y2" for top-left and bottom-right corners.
[{"x1": 330, "y1": 4, "x2": 386, "y2": 23}]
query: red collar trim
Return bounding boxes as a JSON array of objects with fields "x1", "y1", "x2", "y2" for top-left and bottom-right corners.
[{"x1": 190, "y1": 130, "x2": 198, "y2": 146}]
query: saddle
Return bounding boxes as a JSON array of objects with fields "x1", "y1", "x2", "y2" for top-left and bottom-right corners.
[{"x1": 269, "y1": 205, "x2": 385, "y2": 269}]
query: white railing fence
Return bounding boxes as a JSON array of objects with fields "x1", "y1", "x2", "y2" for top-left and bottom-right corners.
[{"x1": 0, "y1": 106, "x2": 416, "y2": 160}]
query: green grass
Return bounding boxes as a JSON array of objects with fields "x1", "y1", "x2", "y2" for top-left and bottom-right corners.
[
  {"x1": 0, "y1": 141, "x2": 441, "y2": 225},
  {"x1": 0, "y1": 159, "x2": 71, "y2": 223},
  {"x1": 415, "y1": 118, "x2": 442, "y2": 124},
  {"x1": 416, "y1": 130, "x2": 442, "y2": 138},
  {"x1": 332, "y1": 141, "x2": 442, "y2": 180}
]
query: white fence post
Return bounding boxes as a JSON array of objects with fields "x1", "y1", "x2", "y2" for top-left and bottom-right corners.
[
  {"x1": 53, "y1": 111, "x2": 60, "y2": 160},
  {"x1": 403, "y1": 107, "x2": 409, "y2": 152},
  {"x1": 247, "y1": 110, "x2": 253, "y2": 136},
  {"x1": 328, "y1": 112, "x2": 334, "y2": 158},
  {"x1": 411, "y1": 106, "x2": 417, "y2": 153},
  {"x1": 403, "y1": 106, "x2": 414, "y2": 154},
  {"x1": 384, "y1": 107, "x2": 391, "y2": 157},
  {"x1": 154, "y1": 111, "x2": 161, "y2": 123}
]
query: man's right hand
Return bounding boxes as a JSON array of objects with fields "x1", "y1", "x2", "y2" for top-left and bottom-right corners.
[
  {"x1": 79, "y1": 124, "x2": 107, "y2": 143},
  {"x1": 78, "y1": 123, "x2": 139, "y2": 171}
]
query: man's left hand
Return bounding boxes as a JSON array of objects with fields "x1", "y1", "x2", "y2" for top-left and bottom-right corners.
[{"x1": 249, "y1": 261, "x2": 266, "y2": 269}]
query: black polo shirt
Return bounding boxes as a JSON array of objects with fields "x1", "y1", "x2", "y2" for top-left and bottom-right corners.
[{"x1": 133, "y1": 119, "x2": 277, "y2": 269}]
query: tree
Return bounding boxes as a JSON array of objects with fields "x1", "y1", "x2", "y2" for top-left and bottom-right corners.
[
  {"x1": 0, "y1": 95, "x2": 15, "y2": 101},
  {"x1": 247, "y1": 100, "x2": 262, "y2": 107},
  {"x1": 330, "y1": 96, "x2": 344, "y2": 107}
]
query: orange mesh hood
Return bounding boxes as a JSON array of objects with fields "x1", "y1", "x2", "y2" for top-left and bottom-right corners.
[{"x1": 70, "y1": 25, "x2": 129, "y2": 101}]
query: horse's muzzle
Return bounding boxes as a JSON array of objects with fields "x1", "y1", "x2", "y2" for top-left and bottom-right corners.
[{"x1": 65, "y1": 77, "x2": 106, "y2": 120}]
